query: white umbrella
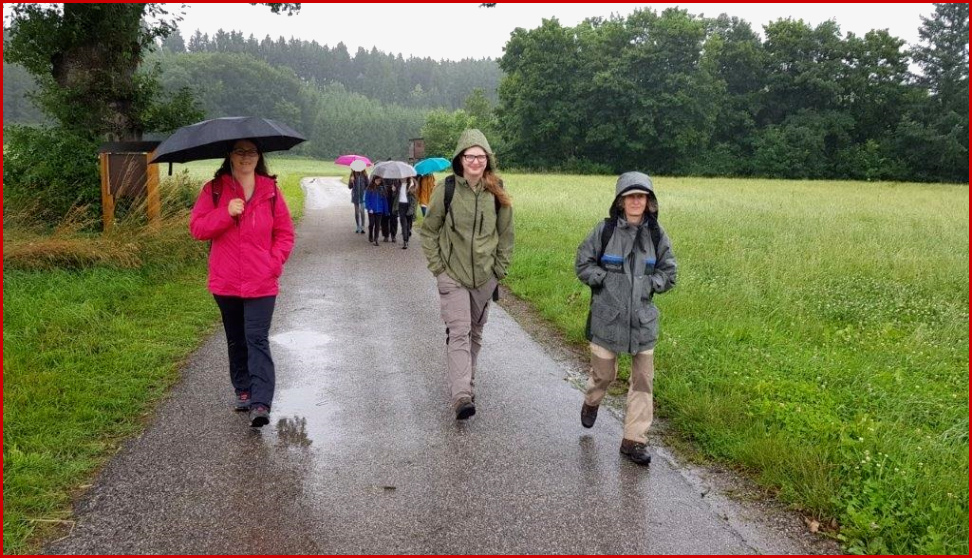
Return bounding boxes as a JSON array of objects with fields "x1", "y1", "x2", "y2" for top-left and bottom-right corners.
[{"x1": 371, "y1": 160, "x2": 417, "y2": 179}]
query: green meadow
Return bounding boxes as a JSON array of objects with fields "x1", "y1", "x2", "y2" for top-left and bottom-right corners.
[
  {"x1": 503, "y1": 174, "x2": 969, "y2": 554},
  {"x1": 3, "y1": 164, "x2": 968, "y2": 554}
]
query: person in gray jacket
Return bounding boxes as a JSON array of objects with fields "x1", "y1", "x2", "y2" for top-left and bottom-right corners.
[{"x1": 575, "y1": 171, "x2": 677, "y2": 465}]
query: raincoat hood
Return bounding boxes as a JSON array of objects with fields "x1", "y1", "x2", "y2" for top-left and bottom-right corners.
[
  {"x1": 610, "y1": 171, "x2": 658, "y2": 221},
  {"x1": 451, "y1": 128, "x2": 497, "y2": 175}
]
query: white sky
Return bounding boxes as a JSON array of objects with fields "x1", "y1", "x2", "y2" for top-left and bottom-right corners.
[{"x1": 170, "y1": 3, "x2": 936, "y2": 61}]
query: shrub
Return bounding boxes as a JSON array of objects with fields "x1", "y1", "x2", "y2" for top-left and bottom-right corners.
[{"x1": 3, "y1": 125, "x2": 102, "y2": 227}]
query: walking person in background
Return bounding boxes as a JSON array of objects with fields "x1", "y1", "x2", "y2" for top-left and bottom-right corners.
[
  {"x1": 383, "y1": 178, "x2": 400, "y2": 243},
  {"x1": 395, "y1": 176, "x2": 419, "y2": 249},
  {"x1": 364, "y1": 175, "x2": 388, "y2": 247},
  {"x1": 421, "y1": 129, "x2": 514, "y2": 420},
  {"x1": 189, "y1": 139, "x2": 295, "y2": 428},
  {"x1": 348, "y1": 160, "x2": 369, "y2": 234},
  {"x1": 575, "y1": 171, "x2": 676, "y2": 465},
  {"x1": 416, "y1": 173, "x2": 435, "y2": 217}
]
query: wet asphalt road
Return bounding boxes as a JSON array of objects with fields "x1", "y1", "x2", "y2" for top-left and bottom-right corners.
[{"x1": 46, "y1": 178, "x2": 818, "y2": 554}]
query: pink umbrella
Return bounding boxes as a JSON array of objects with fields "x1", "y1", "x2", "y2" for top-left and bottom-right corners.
[{"x1": 335, "y1": 154, "x2": 372, "y2": 167}]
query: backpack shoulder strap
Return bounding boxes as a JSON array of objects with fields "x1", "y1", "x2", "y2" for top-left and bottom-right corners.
[
  {"x1": 598, "y1": 217, "x2": 616, "y2": 260},
  {"x1": 210, "y1": 180, "x2": 222, "y2": 208},
  {"x1": 443, "y1": 175, "x2": 456, "y2": 214}
]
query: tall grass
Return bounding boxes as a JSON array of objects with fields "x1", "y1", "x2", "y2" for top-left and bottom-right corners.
[
  {"x1": 503, "y1": 175, "x2": 969, "y2": 554},
  {"x1": 2, "y1": 163, "x2": 310, "y2": 554}
]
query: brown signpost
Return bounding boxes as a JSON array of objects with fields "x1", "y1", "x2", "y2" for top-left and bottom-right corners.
[
  {"x1": 408, "y1": 138, "x2": 425, "y2": 164},
  {"x1": 98, "y1": 142, "x2": 161, "y2": 231}
]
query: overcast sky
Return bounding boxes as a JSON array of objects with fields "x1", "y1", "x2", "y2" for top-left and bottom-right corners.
[{"x1": 170, "y1": 3, "x2": 936, "y2": 60}]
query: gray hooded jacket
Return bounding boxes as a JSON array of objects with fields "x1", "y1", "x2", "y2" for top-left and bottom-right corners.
[{"x1": 575, "y1": 172, "x2": 677, "y2": 354}]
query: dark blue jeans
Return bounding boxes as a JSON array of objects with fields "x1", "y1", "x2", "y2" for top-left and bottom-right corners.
[{"x1": 213, "y1": 295, "x2": 277, "y2": 410}]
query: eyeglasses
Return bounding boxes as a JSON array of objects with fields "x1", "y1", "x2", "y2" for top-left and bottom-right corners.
[
  {"x1": 462, "y1": 154, "x2": 488, "y2": 163},
  {"x1": 232, "y1": 149, "x2": 259, "y2": 158}
]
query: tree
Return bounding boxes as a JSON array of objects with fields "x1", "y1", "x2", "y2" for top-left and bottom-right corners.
[
  {"x1": 907, "y1": 2, "x2": 969, "y2": 182},
  {"x1": 3, "y1": 3, "x2": 300, "y2": 141},
  {"x1": 161, "y1": 29, "x2": 187, "y2": 54},
  {"x1": 422, "y1": 109, "x2": 475, "y2": 159},
  {"x1": 498, "y1": 18, "x2": 582, "y2": 168}
]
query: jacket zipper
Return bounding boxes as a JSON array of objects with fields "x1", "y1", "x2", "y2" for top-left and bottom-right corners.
[{"x1": 471, "y1": 190, "x2": 480, "y2": 287}]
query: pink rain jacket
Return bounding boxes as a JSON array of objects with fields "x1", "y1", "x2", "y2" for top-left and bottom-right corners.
[{"x1": 190, "y1": 173, "x2": 295, "y2": 298}]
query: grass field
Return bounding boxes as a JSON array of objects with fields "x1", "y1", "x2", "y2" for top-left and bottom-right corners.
[
  {"x1": 503, "y1": 174, "x2": 969, "y2": 554},
  {"x1": 2, "y1": 158, "x2": 318, "y2": 554},
  {"x1": 4, "y1": 164, "x2": 968, "y2": 554}
]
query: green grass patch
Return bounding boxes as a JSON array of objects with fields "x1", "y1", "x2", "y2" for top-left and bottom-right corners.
[
  {"x1": 2, "y1": 166, "x2": 310, "y2": 554},
  {"x1": 503, "y1": 174, "x2": 969, "y2": 554}
]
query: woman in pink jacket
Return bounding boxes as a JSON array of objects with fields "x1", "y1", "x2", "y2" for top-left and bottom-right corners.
[{"x1": 190, "y1": 139, "x2": 295, "y2": 427}]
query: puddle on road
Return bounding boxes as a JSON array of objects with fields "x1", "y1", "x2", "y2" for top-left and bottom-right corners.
[{"x1": 271, "y1": 330, "x2": 332, "y2": 350}]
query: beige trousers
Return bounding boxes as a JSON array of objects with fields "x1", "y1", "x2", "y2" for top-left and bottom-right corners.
[
  {"x1": 437, "y1": 273, "x2": 497, "y2": 406},
  {"x1": 585, "y1": 343, "x2": 654, "y2": 444}
]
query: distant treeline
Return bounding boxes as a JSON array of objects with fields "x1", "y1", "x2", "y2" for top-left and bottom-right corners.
[
  {"x1": 172, "y1": 28, "x2": 502, "y2": 111},
  {"x1": 496, "y1": 7, "x2": 969, "y2": 182},
  {"x1": 151, "y1": 51, "x2": 428, "y2": 161}
]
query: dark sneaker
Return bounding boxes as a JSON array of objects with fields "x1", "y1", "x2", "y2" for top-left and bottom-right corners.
[
  {"x1": 249, "y1": 404, "x2": 270, "y2": 427},
  {"x1": 454, "y1": 397, "x2": 476, "y2": 420},
  {"x1": 581, "y1": 403, "x2": 598, "y2": 428},
  {"x1": 235, "y1": 391, "x2": 252, "y2": 412},
  {"x1": 620, "y1": 439, "x2": 652, "y2": 466}
]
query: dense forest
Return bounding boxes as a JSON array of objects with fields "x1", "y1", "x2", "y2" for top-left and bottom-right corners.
[
  {"x1": 496, "y1": 6, "x2": 968, "y2": 182},
  {"x1": 4, "y1": 4, "x2": 968, "y2": 183}
]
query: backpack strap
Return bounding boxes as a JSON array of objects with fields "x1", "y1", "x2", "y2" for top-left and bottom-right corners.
[
  {"x1": 444, "y1": 174, "x2": 503, "y2": 223},
  {"x1": 211, "y1": 180, "x2": 222, "y2": 208},
  {"x1": 444, "y1": 175, "x2": 456, "y2": 231},
  {"x1": 598, "y1": 218, "x2": 616, "y2": 262},
  {"x1": 596, "y1": 217, "x2": 661, "y2": 263}
]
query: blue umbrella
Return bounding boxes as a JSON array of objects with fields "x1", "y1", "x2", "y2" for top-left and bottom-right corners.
[{"x1": 414, "y1": 157, "x2": 451, "y2": 176}]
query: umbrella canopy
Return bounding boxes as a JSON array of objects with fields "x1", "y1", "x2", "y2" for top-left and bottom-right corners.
[
  {"x1": 149, "y1": 116, "x2": 306, "y2": 164},
  {"x1": 372, "y1": 160, "x2": 417, "y2": 179},
  {"x1": 414, "y1": 157, "x2": 451, "y2": 175},
  {"x1": 335, "y1": 154, "x2": 372, "y2": 167}
]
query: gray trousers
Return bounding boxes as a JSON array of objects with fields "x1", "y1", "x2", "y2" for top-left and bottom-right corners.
[
  {"x1": 436, "y1": 273, "x2": 497, "y2": 406},
  {"x1": 585, "y1": 343, "x2": 654, "y2": 444},
  {"x1": 353, "y1": 201, "x2": 366, "y2": 230}
]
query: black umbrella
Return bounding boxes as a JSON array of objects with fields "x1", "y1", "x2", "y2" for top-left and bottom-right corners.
[{"x1": 149, "y1": 116, "x2": 306, "y2": 164}]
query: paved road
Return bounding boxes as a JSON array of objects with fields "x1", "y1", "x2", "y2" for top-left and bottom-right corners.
[{"x1": 47, "y1": 178, "x2": 826, "y2": 554}]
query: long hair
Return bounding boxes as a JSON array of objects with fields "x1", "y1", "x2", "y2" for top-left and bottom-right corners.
[
  {"x1": 349, "y1": 169, "x2": 369, "y2": 186},
  {"x1": 367, "y1": 175, "x2": 382, "y2": 191},
  {"x1": 452, "y1": 149, "x2": 512, "y2": 208}
]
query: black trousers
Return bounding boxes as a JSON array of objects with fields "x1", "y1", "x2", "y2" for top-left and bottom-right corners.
[
  {"x1": 213, "y1": 295, "x2": 277, "y2": 409},
  {"x1": 368, "y1": 212, "x2": 382, "y2": 242},
  {"x1": 381, "y1": 213, "x2": 398, "y2": 240},
  {"x1": 398, "y1": 203, "x2": 413, "y2": 242}
]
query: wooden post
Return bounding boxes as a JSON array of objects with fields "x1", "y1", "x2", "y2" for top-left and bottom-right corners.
[
  {"x1": 99, "y1": 152, "x2": 115, "y2": 231},
  {"x1": 145, "y1": 154, "x2": 161, "y2": 228}
]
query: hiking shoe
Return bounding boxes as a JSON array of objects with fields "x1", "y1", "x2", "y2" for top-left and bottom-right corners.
[
  {"x1": 249, "y1": 404, "x2": 270, "y2": 428},
  {"x1": 620, "y1": 439, "x2": 652, "y2": 466},
  {"x1": 581, "y1": 403, "x2": 598, "y2": 428},
  {"x1": 235, "y1": 391, "x2": 252, "y2": 412},
  {"x1": 454, "y1": 397, "x2": 476, "y2": 420}
]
